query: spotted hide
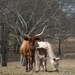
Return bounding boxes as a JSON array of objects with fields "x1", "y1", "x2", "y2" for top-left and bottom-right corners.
[
  {"x1": 35, "y1": 47, "x2": 47, "y2": 72},
  {"x1": 35, "y1": 41, "x2": 60, "y2": 72}
]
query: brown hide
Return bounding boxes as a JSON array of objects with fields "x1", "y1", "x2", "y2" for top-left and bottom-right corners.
[
  {"x1": 20, "y1": 35, "x2": 39, "y2": 72},
  {"x1": 20, "y1": 39, "x2": 39, "y2": 57},
  {"x1": 20, "y1": 40, "x2": 29, "y2": 57},
  {"x1": 37, "y1": 48, "x2": 47, "y2": 57}
]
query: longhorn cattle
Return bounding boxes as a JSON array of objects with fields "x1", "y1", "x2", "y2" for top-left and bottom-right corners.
[
  {"x1": 20, "y1": 35, "x2": 39, "y2": 72},
  {"x1": 20, "y1": 26, "x2": 48, "y2": 72},
  {"x1": 35, "y1": 41, "x2": 60, "y2": 72}
]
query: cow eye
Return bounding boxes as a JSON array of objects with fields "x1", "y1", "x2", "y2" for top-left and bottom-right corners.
[
  {"x1": 35, "y1": 38, "x2": 40, "y2": 41},
  {"x1": 24, "y1": 37, "x2": 29, "y2": 41}
]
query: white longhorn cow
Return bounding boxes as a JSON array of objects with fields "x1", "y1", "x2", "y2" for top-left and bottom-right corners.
[{"x1": 35, "y1": 41, "x2": 60, "y2": 72}]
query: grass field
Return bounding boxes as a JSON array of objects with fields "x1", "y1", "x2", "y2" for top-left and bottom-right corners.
[
  {"x1": 0, "y1": 58, "x2": 75, "y2": 75},
  {"x1": 0, "y1": 41, "x2": 75, "y2": 75}
]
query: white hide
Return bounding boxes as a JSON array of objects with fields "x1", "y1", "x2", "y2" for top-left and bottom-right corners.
[
  {"x1": 37, "y1": 41, "x2": 56, "y2": 59},
  {"x1": 37, "y1": 41, "x2": 60, "y2": 71}
]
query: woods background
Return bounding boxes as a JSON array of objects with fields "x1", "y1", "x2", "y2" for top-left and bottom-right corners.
[{"x1": 0, "y1": 0, "x2": 75, "y2": 67}]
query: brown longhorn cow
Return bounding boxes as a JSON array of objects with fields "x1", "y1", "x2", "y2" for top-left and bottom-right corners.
[{"x1": 19, "y1": 26, "x2": 48, "y2": 72}]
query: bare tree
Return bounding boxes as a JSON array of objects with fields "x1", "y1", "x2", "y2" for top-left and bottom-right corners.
[{"x1": 0, "y1": 0, "x2": 75, "y2": 65}]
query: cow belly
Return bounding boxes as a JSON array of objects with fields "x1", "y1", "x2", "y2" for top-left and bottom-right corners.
[{"x1": 39, "y1": 54, "x2": 44, "y2": 59}]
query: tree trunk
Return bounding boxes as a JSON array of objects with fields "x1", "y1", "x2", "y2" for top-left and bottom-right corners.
[
  {"x1": 1, "y1": 51, "x2": 7, "y2": 66},
  {"x1": 1, "y1": 24, "x2": 7, "y2": 67},
  {"x1": 17, "y1": 44, "x2": 20, "y2": 54},
  {"x1": 58, "y1": 37, "x2": 61, "y2": 55},
  {"x1": 13, "y1": 43, "x2": 17, "y2": 53}
]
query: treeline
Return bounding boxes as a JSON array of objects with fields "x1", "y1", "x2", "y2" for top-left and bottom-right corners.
[{"x1": 0, "y1": 0, "x2": 75, "y2": 66}]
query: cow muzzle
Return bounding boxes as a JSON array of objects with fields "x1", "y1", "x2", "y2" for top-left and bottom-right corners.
[{"x1": 30, "y1": 46, "x2": 35, "y2": 49}]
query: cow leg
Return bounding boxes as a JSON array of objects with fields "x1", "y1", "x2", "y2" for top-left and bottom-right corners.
[
  {"x1": 27, "y1": 57, "x2": 32, "y2": 72},
  {"x1": 30, "y1": 57, "x2": 35, "y2": 72},
  {"x1": 29, "y1": 58, "x2": 32, "y2": 71},
  {"x1": 41, "y1": 60, "x2": 45, "y2": 71},
  {"x1": 37, "y1": 58, "x2": 43, "y2": 71},
  {"x1": 32, "y1": 59, "x2": 35, "y2": 72},
  {"x1": 31, "y1": 57, "x2": 33, "y2": 70},
  {"x1": 25, "y1": 56, "x2": 28, "y2": 72},
  {"x1": 35, "y1": 59, "x2": 39, "y2": 72},
  {"x1": 45, "y1": 59, "x2": 47, "y2": 71},
  {"x1": 41, "y1": 59, "x2": 47, "y2": 72}
]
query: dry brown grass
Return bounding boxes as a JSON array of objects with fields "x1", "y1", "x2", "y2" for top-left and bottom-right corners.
[
  {"x1": 0, "y1": 41, "x2": 75, "y2": 75},
  {"x1": 0, "y1": 58, "x2": 75, "y2": 75}
]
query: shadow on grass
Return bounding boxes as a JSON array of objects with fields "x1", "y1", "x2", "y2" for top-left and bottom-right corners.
[
  {"x1": 46, "y1": 70, "x2": 59, "y2": 73},
  {"x1": 34, "y1": 70, "x2": 59, "y2": 73}
]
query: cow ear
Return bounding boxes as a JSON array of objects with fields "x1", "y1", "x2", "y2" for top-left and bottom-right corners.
[
  {"x1": 53, "y1": 58, "x2": 56, "y2": 61},
  {"x1": 53, "y1": 57, "x2": 60, "y2": 61},
  {"x1": 24, "y1": 37, "x2": 29, "y2": 41},
  {"x1": 35, "y1": 37, "x2": 40, "y2": 41}
]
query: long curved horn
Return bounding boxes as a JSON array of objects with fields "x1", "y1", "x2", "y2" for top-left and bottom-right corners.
[
  {"x1": 22, "y1": 33, "x2": 28, "y2": 38},
  {"x1": 35, "y1": 25, "x2": 49, "y2": 36}
]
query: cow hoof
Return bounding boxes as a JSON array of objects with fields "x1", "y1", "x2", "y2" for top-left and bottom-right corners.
[
  {"x1": 35, "y1": 70, "x2": 39, "y2": 73},
  {"x1": 30, "y1": 69, "x2": 34, "y2": 73},
  {"x1": 42, "y1": 69, "x2": 47, "y2": 72},
  {"x1": 44, "y1": 69, "x2": 47, "y2": 72},
  {"x1": 29, "y1": 69, "x2": 31, "y2": 72},
  {"x1": 45, "y1": 69, "x2": 47, "y2": 72},
  {"x1": 54, "y1": 70, "x2": 59, "y2": 72},
  {"x1": 26, "y1": 70, "x2": 29, "y2": 72}
]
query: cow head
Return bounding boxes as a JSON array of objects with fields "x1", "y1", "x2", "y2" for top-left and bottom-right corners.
[
  {"x1": 51, "y1": 57, "x2": 60, "y2": 71},
  {"x1": 21, "y1": 25, "x2": 49, "y2": 50},
  {"x1": 24, "y1": 34, "x2": 39, "y2": 49}
]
